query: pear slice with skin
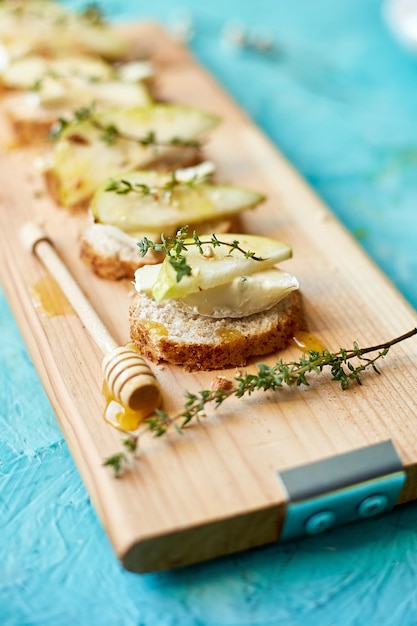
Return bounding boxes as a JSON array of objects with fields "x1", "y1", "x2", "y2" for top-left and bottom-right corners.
[
  {"x1": 0, "y1": 54, "x2": 115, "y2": 90},
  {"x1": 0, "y1": 1, "x2": 128, "y2": 61},
  {"x1": 0, "y1": 54, "x2": 154, "y2": 92},
  {"x1": 150, "y1": 233, "x2": 293, "y2": 302},
  {"x1": 38, "y1": 76, "x2": 152, "y2": 110},
  {"x1": 91, "y1": 169, "x2": 265, "y2": 234},
  {"x1": 0, "y1": 55, "x2": 152, "y2": 109},
  {"x1": 48, "y1": 104, "x2": 220, "y2": 208}
]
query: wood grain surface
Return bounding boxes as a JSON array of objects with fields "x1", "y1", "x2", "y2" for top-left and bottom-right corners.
[{"x1": 0, "y1": 23, "x2": 416, "y2": 573}]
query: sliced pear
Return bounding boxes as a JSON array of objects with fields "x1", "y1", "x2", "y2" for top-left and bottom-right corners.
[
  {"x1": 0, "y1": 1, "x2": 128, "y2": 61},
  {"x1": 150, "y1": 233, "x2": 293, "y2": 302},
  {"x1": 0, "y1": 55, "x2": 154, "y2": 93},
  {"x1": 49, "y1": 104, "x2": 220, "y2": 207},
  {"x1": 39, "y1": 76, "x2": 152, "y2": 110},
  {"x1": 0, "y1": 55, "x2": 152, "y2": 131},
  {"x1": 136, "y1": 264, "x2": 299, "y2": 317},
  {"x1": 91, "y1": 169, "x2": 264, "y2": 233},
  {"x1": 0, "y1": 54, "x2": 115, "y2": 90},
  {"x1": 96, "y1": 105, "x2": 220, "y2": 143}
]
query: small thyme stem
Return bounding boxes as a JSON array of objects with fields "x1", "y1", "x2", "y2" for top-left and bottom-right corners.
[
  {"x1": 91, "y1": 121, "x2": 202, "y2": 149},
  {"x1": 104, "y1": 170, "x2": 205, "y2": 198},
  {"x1": 351, "y1": 327, "x2": 417, "y2": 356},
  {"x1": 103, "y1": 328, "x2": 417, "y2": 477},
  {"x1": 50, "y1": 106, "x2": 203, "y2": 150},
  {"x1": 137, "y1": 229, "x2": 265, "y2": 283}
]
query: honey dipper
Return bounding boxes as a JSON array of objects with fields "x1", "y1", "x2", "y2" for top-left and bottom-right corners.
[{"x1": 20, "y1": 222, "x2": 162, "y2": 417}]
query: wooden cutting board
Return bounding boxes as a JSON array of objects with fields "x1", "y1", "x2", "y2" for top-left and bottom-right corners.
[{"x1": 1, "y1": 23, "x2": 417, "y2": 573}]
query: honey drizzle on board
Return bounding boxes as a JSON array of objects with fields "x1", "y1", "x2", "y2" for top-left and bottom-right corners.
[
  {"x1": 30, "y1": 275, "x2": 75, "y2": 318},
  {"x1": 292, "y1": 331, "x2": 326, "y2": 353}
]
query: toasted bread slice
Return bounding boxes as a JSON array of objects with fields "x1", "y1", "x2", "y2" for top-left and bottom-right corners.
[
  {"x1": 80, "y1": 223, "x2": 163, "y2": 280},
  {"x1": 3, "y1": 96, "x2": 55, "y2": 144},
  {"x1": 129, "y1": 290, "x2": 304, "y2": 371}
]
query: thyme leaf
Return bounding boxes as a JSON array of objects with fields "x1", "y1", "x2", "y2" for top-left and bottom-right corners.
[{"x1": 102, "y1": 452, "x2": 127, "y2": 478}]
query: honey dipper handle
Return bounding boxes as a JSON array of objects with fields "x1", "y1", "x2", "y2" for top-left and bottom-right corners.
[{"x1": 20, "y1": 222, "x2": 118, "y2": 355}]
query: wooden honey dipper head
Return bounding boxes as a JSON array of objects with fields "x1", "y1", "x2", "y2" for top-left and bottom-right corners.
[
  {"x1": 102, "y1": 345, "x2": 162, "y2": 416},
  {"x1": 20, "y1": 221, "x2": 162, "y2": 421}
]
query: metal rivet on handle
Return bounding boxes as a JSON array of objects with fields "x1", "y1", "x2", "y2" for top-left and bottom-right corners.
[
  {"x1": 357, "y1": 494, "x2": 388, "y2": 518},
  {"x1": 304, "y1": 510, "x2": 336, "y2": 535}
]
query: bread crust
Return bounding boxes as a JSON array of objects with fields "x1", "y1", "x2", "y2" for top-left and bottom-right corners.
[
  {"x1": 80, "y1": 238, "x2": 157, "y2": 280},
  {"x1": 129, "y1": 290, "x2": 304, "y2": 371},
  {"x1": 7, "y1": 115, "x2": 52, "y2": 145},
  {"x1": 80, "y1": 224, "x2": 162, "y2": 280}
]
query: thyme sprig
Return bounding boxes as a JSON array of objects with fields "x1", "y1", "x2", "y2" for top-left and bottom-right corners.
[
  {"x1": 103, "y1": 328, "x2": 417, "y2": 477},
  {"x1": 97, "y1": 126, "x2": 201, "y2": 150},
  {"x1": 105, "y1": 178, "x2": 155, "y2": 196},
  {"x1": 49, "y1": 105, "x2": 95, "y2": 140},
  {"x1": 104, "y1": 170, "x2": 207, "y2": 199},
  {"x1": 137, "y1": 228, "x2": 265, "y2": 283},
  {"x1": 50, "y1": 106, "x2": 202, "y2": 150},
  {"x1": 103, "y1": 436, "x2": 138, "y2": 478}
]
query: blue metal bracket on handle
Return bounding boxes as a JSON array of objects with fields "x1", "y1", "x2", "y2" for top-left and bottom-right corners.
[{"x1": 277, "y1": 440, "x2": 406, "y2": 541}]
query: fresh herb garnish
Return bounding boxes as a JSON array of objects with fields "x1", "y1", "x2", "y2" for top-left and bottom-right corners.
[
  {"x1": 104, "y1": 169, "x2": 207, "y2": 199},
  {"x1": 105, "y1": 179, "x2": 154, "y2": 196},
  {"x1": 137, "y1": 228, "x2": 264, "y2": 283},
  {"x1": 100, "y1": 123, "x2": 120, "y2": 145},
  {"x1": 103, "y1": 436, "x2": 138, "y2": 477},
  {"x1": 49, "y1": 105, "x2": 96, "y2": 140},
  {"x1": 50, "y1": 107, "x2": 203, "y2": 150},
  {"x1": 104, "y1": 328, "x2": 417, "y2": 476}
]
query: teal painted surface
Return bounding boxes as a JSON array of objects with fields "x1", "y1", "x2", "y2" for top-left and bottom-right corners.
[{"x1": 2, "y1": 1, "x2": 417, "y2": 624}]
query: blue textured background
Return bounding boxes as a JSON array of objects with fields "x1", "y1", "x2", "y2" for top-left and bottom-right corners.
[{"x1": 2, "y1": 1, "x2": 417, "y2": 624}]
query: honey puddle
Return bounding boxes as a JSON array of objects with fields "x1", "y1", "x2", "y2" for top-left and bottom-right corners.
[
  {"x1": 31, "y1": 275, "x2": 75, "y2": 318},
  {"x1": 292, "y1": 331, "x2": 326, "y2": 353}
]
